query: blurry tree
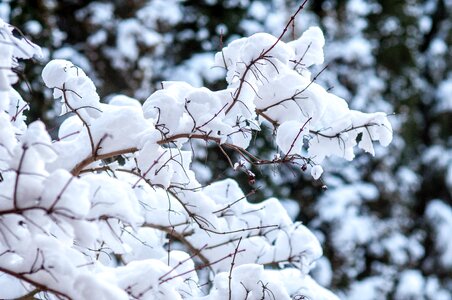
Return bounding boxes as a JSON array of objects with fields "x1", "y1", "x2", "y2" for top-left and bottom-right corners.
[
  {"x1": 302, "y1": 0, "x2": 452, "y2": 298},
  {"x1": 3, "y1": 0, "x2": 452, "y2": 298}
]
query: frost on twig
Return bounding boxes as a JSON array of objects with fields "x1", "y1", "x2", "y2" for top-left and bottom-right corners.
[{"x1": 0, "y1": 7, "x2": 392, "y2": 299}]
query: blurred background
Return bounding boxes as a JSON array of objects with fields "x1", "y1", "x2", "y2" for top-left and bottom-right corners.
[{"x1": 2, "y1": 0, "x2": 451, "y2": 298}]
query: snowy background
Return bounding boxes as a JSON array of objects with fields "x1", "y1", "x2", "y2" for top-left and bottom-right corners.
[{"x1": 1, "y1": 0, "x2": 451, "y2": 298}]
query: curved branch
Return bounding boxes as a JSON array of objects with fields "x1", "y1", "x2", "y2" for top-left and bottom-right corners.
[
  {"x1": 158, "y1": 133, "x2": 221, "y2": 145},
  {"x1": 144, "y1": 223, "x2": 211, "y2": 267},
  {"x1": 0, "y1": 267, "x2": 70, "y2": 300},
  {"x1": 71, "y1": 147, "x2": 138, "y2": 176}
]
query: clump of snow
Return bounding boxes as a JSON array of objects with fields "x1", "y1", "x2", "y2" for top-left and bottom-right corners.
[
  {"x1": 42, "y1": 59, "x2": 101, "y2": 121},
  {"x1": 311, "y1": 165, "x2": 324, "y2": 179},
  {"x1": 289, "y1": 26, "x2": 325, "y2": 68}
]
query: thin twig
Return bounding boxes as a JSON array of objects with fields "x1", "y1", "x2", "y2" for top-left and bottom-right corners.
[{"x1": 228, "y1": 237, "x2": 242, "y2": 300}]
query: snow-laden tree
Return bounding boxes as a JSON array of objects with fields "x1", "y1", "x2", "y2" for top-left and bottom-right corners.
[{"x1": 0, "y1": 7, "x2": 392, "y2": 299}]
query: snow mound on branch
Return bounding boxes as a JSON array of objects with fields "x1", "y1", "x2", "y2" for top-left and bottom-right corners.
[{"x1": 289, "y1": 26, "x2": 325, "y2": 68}]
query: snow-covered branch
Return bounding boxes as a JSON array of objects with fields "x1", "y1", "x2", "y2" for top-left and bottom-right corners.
[{"x1": 0, "y1": 8, "x2": 392, "y2": 299}]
